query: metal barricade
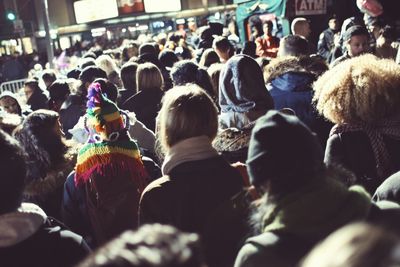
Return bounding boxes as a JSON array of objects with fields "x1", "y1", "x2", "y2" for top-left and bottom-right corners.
[{"x1": 0, "y1": 78, "x2": 26, "y2": 94}]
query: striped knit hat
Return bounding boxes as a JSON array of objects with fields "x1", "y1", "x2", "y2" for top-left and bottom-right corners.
[{"x1": 74, "y1": 82, "x2": 148, "y2": 189}]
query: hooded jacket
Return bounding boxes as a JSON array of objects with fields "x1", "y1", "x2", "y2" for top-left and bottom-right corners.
[{"x1": 0, "y1": 203, "x2": 89, "y2": 267}]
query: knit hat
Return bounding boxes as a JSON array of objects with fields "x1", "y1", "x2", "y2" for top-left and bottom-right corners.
[
  {"x1": 74, "y1": 82, "x2": 148, "y2": 188},
  {"x1": 246, "y1": 110, "x2": 323, "y2": 187},
  {"x1": 219, "y1": 54, "x2": 274, "y2": 113},
  {"x1": 343, "y1": 25, "x2": 369, "y2": 42}
]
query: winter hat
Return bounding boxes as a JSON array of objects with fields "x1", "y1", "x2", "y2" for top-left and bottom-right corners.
[
  {"x1": 246, "y1": 110, "x2": 323, "y2": 187},
  {"x1": 343, "y1": 25, "x2": 369, "y2": 42},
  {"x1": 74, "y1": 82, "x2": 148, "y2": 187},
  {"x1": 219, "y1": 54, "x2": 274, "y2": 113}
]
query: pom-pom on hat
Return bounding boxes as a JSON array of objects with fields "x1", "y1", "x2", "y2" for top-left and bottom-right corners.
[{"x1": 86, "y1": 82, "x2": 124, "y2": 141}]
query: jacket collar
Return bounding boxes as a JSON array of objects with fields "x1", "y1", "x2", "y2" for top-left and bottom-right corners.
[{"x1": 0, "y1": 203, "x2": 47, "y2": 247}]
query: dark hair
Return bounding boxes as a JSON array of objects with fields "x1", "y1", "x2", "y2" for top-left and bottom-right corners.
[
  {"x1": 343, "y1": 25, "x2": 369, "y2": 42},
  {"x1": 78, "y1": 66, "x2": 107, "y2": 96},
  {"x1": 158, "y1": 49, "x2": 179, "y2": 68},
  {"x1": 212, "y1": 36, "x2": 234, "y2": 55},
  {"x1": 67, "y1": 68, "x2": 81, "y2": 79},
  {"x1": 82, "y1": 51, "x2": 96, "y2": 59},
  {"x1": 120, "y1": 62, "x2": 138, "y2": 93},
  {"x1": 0, "y1": 129, "x2": 26, "y2": 214},
  {"x1": 199, "y1": 48, "x2": 220, "y2": 68},
  {"x1": 80, "y1": 57, "x2": 96, "y2": 69},
  {"x1": 48, "y1": 80, "x2": 70, "y2": 111},
  {"x1": 263, "y1": 20, "x2": 273, "y2": 28},
  {"x1": 170, "y1": 60, "x2": 216, "y2": 100},
  {"x1": 41, "y1": 70, "x2": 57, "y2": 86},
  {"x1": 242, "y1": 41, "x2": 257, "y2": 58},
  {"x1": 93, "y1": 78, "x2": 118, "y2": 103},
  {"x1": 24, "y1": 79, "x2": 41, "y2": 92},
  {"x1": 13, "y1": 110, "x2": 67, "y2": 181},
  {"x1": 77, "y1": 224, "x2": 205, "y2": 267},
  {"x1": 278, "y1": 35, "x2": 310, "y2": 57}
]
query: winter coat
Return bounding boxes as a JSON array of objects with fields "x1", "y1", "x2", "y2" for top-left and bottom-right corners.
[
  {"x1": 59, "y1": 94, "x2": 86, "y2": 139},
  {"x1": 0, "y1": 203, "x2": 89, "y2": 267},
  {"x1": 139, "y1": 155, "x2": 244, "y2": 267},
  {"x1": 317, "y1": 28, "x2": 336, "y2": 60},
  {"x1": 122, "y1": 88, "x2": 163, "y2": 132},
  {"x1": 234, "y1": 177, "x2": 400, "y2": 267},
  {"x1": 265, "y1": 57, "x2": 332, "y2": 148},
  {"x1": 325, "y1": 131, "x2": 400, "y2": 194},
  {"x1": 23, "y1": 148, "x2": 76, "y2": 220},
  {"x1": 27, "y1": 88, "x2": 48, "y2": 111}
]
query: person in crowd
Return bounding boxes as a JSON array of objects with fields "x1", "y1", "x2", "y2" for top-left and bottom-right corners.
[
  {"x1": 121, "y1": 41, "x2": 139, "y2": 64},
  {"x1": 373, "y1": 170, "x2": 400, "y2": 205},
  {"x1": 301, "y1": 223, "x2": 400, "y2": 267},
  {"x1": 214, "y1": 54, "x2": 273, "y2": 163},
  {"x1": 77, "y1": 224, "x2": 205, "y2": 267},
  {"x1": 41, "y1": 69, "x2": 57, "y2": 90},
  {"x1": 277, "y1": 34, "x2": 310, "y2": 57},
  {"x1": 212, "y1": 36, "x2": 235, "y2": 63},
  {"x1": 24, "y1": 79, "x2": 49, "y2": 111},
  {"x1": 218, "y1": 54, "x2": 273, "y2": 130},
  {"x1": 62, "y1": 82, "x2": 150, "y2": 247},
  {"x1": 207, "y1": 63, "x2": 224, "y2": 104},
  {"x1": 291, "y1": 17, "x2": 316, "y2": 54},
  {"x1": 264, "y1": 55, "x2": 331, "y2": 147},
  {"x1": 138, "y1": 43, "x2": 161, "y2": 68},
  {"x1": 255, "y1": 20, "x2": 280, "y2": 58},
  {"x1": 170, "y1": 60, "x2": 216, "y2": 102},
  {"x1": 314, "y1": 54, "x2": 400, "y2": 194},
  {"x1": 118, "y1": 62, "x2": 138, "y2": 106},
  {"x1": 318, "y1": 16, "x2": 340, "y2": 60},
  {"x1": 0, "y1": 129, "x2": 90, "y2": 266},
  {"x1": 13, "y1": 109, "x2": 75, "y2": 219},
  {"x1": 139, "y1": 84, "x2": 244, "y2": 267},
  {"x1": 330, "y1": 25, "x2": 370, "y2": 67},
  {"x1": 48, "y1": 80, "x2": 71, "y2": 112},
  {"x1": 1, "y1": 53, "x2": 26, "y2": 81},
  {"x1": 242, "y1": 41, "x2": 258, "y2": 59},
  {"x1": 95, "y1": 54, "x2": 122, "y2": 88},
  {"x1": 375, "y1": 25, "x2": 399, "y2": 60},
  {"x1": 158, "y1": 49, "x2": 179, "y2": 91},
  {"x1": 69, "y1": 78, "x2": 157, "y2": 160},
  {"x1": 122, "y1": 62, "x2": 164, "y2": 132},
  {"x1": 59, "y1": 66, "x2": 107, "y2": 138},
  {"x1": 199, "y1": 48, "x2": 220, "y2": 68},
  {"x1": 234, "y1": 110, "x2": 399, "y2": 267},
  {"x1": 0, "y1": 91, "x2": 29, "y2": 116}
]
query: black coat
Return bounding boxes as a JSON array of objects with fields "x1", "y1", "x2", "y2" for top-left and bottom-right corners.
[
  {"x1": 325, "y1": 131, "x2": 400, "y2": 193},
  {"x1": 139, "y1": 156, "x2": 244, "y2": 267},
  {"x1": 122, "y1": 88, "x2": 163, "y2": 132}
]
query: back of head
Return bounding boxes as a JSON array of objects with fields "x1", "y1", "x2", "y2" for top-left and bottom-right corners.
[
  {"x1": 48, "y1": 80, "x2": 70, "y2": 102},
  {"x1": 67, "y1": 68, "x2": 82, "y2": 79},
  {"x1": 158, "y1": 84, "x2": 218, "y2": 150},
  {"x1": 139, "y1": 43, "x2": 157, "y2": 57},
  {"x1": 278, "y1": 35, "x2": 310, "y2": 57},
  {"x1": 314, "y1": 54, "x2": 400, "y2": 124},
  {"x1": 219, "y1": 54, "x2": 274, "y2": 113},
  {"x1": 301, "y1": 223, "x2": 400, "y2": 267},
  {"x1": 199, "y1": 48, "x2": 220, "y2": 68},
  {"x1": 0, "y1": 129, "x2": 26, "y2": 214},
  {"x1": 136, "y1": 62, "x2": 163, "y2": 91},
  {"x1": 77, "y1": 224, "x2": 204, "y2": 267},
  {"x1": 79, "y1": 66, "x2": 107, "y2": 84},
  {"x1": 120, "y1": 62, "x2": 139, "y2": 93},
  {"x1": 247, "y1": 110, "x2": 323, "y2": 194},
  {"x1": 212, "y1": 36, "x2": 233, "y2": 54},
  {"x1": 41, "y1": 70, "x2": 57, "y2": 86},
  {"x1": 242, "y1": 41, "x2": 257, "y2": 58},
  {"x1": 96, "y1": 55, "x2": 119, "y2": 76},
  {"x1": 158, "y1": 49, "x2": 179, "y2": 68},
  {"x1": 93, "y1": 78, "x2": 118, "y2": 102}
]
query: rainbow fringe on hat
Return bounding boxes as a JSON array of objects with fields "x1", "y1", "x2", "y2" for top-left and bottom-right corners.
[{"x1": 74, "y1": 82, "x2": 148, "y2": 190}]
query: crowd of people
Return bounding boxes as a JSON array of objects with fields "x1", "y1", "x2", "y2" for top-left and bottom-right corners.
[{"x1": 1, "y1": 12, "x2": 400, "y2": 267}]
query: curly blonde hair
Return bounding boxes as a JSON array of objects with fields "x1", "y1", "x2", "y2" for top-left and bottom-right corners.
[{"x1": 313, "y1": 54, "x2": 400, "y2": 124}]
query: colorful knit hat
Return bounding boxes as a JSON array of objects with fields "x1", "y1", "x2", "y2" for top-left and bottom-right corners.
[{"x1": 74, "y1": 82, "x2": 148, "y2": 189}]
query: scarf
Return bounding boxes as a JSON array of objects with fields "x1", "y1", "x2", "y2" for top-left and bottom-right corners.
[
  {"x1": 330, "y1": 119, "x2": 400, "y2": 180},
  {"x1": 162, "y1": 135, "x2": 219, "y2": 175},
  {"x1": 74, "y1": 139, "x2": 148, "y2": 192},
  {"x1": 262, "y1": 177, "x2": 371, "y2": 239}
]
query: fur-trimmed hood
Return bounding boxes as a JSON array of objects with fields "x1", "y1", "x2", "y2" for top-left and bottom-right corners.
[
  {"x1": 264, "y1": 56, "x2": 328, "y2": 84},
  {"x1": 0, "y1": 203, "x2": 47, "y2": 247},
  {"x1": 23, "y1": 147, "x2": 77, "y2": 200}
]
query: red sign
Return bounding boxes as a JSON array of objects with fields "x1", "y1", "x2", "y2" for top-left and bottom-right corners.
[
  {"x1": 295, "y1": 0, "x2": 327, "y2": 15},
  {"x1": 117, "y1": 0, "x2": 144, "y2": 14}
]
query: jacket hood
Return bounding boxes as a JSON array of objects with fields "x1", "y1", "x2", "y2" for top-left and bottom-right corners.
[
  {"x1": 268, "y1": 72, "x2": 315, "y2": 92},
  {"x1": 0, "y1": 203, "x2": 46, "y2": 247},
  {"x1": 264, "y1": 55, "x2": 328, "y2": 84},
  {"x1": 219, "y1": 54, "x2": 274, "y2": 113}
]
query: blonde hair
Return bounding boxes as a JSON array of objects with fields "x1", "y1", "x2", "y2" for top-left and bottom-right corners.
[
  {"x1": 313, "y1": 54, "x2": 400, "y2": 124},
  {"x1": 158, "y1": 84, "x2": 218, "y2": 150},
  {"x1": 136, "y1": 62, "x2": 164, "y2": 91},
  {"x1": 301, "y1": 223, "x2": 400, "y2": 267},
  {"x1": 95, "y1": 55, "x2": 119, "y2": 76}
]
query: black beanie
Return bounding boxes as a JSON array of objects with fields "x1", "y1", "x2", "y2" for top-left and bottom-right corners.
[{"x1": 246, "y1": 110, "x2": 323, "y2": 187}]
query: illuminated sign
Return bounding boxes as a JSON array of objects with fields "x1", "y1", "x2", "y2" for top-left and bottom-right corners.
[
  {"x1": 74, "y1": 0, "x2": 119, "y2": 24},
  {"x1": 143, "y1": 0, "x2": 181, "y2": 13},
  {"x1": 295, "y1": 0, "x2": 326, "y2": 15}
]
